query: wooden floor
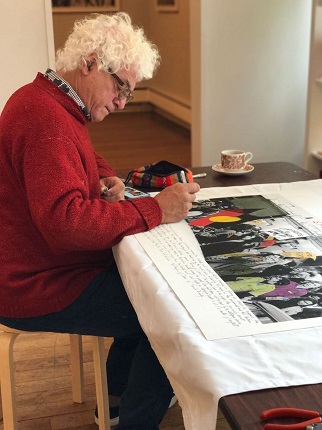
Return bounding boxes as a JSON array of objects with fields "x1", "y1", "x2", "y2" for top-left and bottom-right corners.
[
  {"x1": 0, "y1": 113, "x2": 231, "y2": 430},
  {"x1": 0, "y1": 332, "x2": 231, "y2": 430},
  {"x1": 87, "y1": 110, "x2": 192, "y2": 172}
]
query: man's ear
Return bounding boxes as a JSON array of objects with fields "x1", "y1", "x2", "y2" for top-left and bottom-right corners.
[
  {"x1": 86, "y1": 53, "x2": 97, "y2": 71},
  {"x1": 80, "y1": 53, "x2": 97, "y2": 74},
  {"x1": 80, "y1": 57, "x2": 90, "y2": 75}
]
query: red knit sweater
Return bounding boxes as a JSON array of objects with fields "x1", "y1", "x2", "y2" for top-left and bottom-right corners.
[{"x1": 0, "y1": 73, "x2": 162, "y2": 318}]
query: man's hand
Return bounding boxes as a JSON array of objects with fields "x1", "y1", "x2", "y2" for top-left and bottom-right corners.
[
  {"x1": 100, "y1": 176, "x2": 125, "y2": 202},
  {"x1": 154, "y1": 182, "x2": 200, "y2": 223}
]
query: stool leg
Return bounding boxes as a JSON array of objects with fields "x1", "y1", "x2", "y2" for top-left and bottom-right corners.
[
  {"x1": 0, "y1": 332, "x2": 19, "y2": 430},
  {"x1": 69, "y1": 334, "x2": 84, "y2": 403},
  {"x1": 92, "y1": 337, "x2": 110, "y2": 430},
  {"x1": 0, "y1": 383, "x2": 3, "y2": 423}
]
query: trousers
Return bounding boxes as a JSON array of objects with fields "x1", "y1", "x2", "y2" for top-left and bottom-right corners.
[{"x1": 0, "y1": 263, "x2": 173, "y2": 430}]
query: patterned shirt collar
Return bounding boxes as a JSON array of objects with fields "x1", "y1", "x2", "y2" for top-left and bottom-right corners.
[{"x1": 44, "y1": 68, "x2": 91, "y2": 121}]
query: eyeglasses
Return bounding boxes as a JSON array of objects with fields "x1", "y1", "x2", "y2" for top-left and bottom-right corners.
[{"x1": 108, "y1": 68, "x2": 133, "y2": 104}]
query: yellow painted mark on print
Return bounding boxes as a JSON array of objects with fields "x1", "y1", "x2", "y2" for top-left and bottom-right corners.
[
  {"x1": 209, "y1": 216, "x2": 241, "y2": 223},
  {"x1": 282, "y1": 252, "x2": 316, "y2": 260}
]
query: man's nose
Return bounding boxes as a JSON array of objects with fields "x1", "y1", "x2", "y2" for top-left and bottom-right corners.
[{"x1": 114, "y1": 97, "x2": 127, "y2": 110}]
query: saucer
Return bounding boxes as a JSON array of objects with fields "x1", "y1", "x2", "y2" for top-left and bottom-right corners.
[{"x1": 212, "y1": 164, "x2": 254, "y2": 176}]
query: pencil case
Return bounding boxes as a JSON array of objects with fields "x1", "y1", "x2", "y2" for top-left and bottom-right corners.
[{"x1": 124, "y1": 160, "x2": 194, "y2": 189}]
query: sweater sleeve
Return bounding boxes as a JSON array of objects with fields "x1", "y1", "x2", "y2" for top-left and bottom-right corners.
[
  {"x1": 94, "y1": 150, "x2": 116, "y2": 178},
  {"x1": 19, "y1": 135, "x2": 162, "y2": 253}
]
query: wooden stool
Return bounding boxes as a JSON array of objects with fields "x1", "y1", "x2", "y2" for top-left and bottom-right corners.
[{"x1": 0, "y1": 325, "x2": 111, "y2": 430}]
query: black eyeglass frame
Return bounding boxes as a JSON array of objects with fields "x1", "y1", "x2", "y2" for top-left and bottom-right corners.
[{"x1": 108, "y1": 68, "x2": 133, "y2": 104}]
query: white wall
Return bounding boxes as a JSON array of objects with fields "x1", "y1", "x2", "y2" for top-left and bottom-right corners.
[
  {"x1": 0, "y1": 0, "x2": 55, "y2": 113},
  {"x1": 305, "y1": 1, "x2": 322, "y2": 176},
  {"x1": 191, "y1": 0, "x2": 312, "y2": 167}
]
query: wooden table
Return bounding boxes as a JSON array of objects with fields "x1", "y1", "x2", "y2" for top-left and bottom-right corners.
[
  {"x1": 191, "y1": 163, "x2": 322, "y2": 430},
  {"x1": 129, "y1": 161, "x2": 322, "y2": 430},
  {"x1": 190, "y1": 162, "x2": 316, "y2": 188},
  {"x1": 219, "y1": 384, "x2": 322, "y2": 430}
]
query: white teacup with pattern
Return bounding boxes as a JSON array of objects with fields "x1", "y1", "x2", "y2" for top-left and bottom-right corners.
[{"x1": 221, "y1": 149, "x2": 253, "y2": 170}]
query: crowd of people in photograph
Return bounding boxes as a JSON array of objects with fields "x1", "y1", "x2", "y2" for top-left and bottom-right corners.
[{"x1": 186, "y1": 197, "x2": 322, "y2": 323}]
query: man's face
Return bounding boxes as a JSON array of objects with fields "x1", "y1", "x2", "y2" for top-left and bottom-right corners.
[{"x1": 83, "y1": 65, "x2": 136, "y2": 122}]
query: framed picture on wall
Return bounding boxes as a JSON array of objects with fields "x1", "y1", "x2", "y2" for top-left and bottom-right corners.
[
  {"x1": 52, "y1": 0, "x2": 120, "y2": 13},
  {"x1": 155, "y1": 0, "x2": 178, "y2": 12}
]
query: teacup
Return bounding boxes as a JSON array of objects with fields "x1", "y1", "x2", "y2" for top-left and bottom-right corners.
[{"x1": 221, "y1": 149, "x2": 253, "y2": 170}]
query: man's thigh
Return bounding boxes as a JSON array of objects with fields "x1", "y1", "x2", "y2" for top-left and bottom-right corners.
[{"x1": 0, "y1": 263, "x2": 143, "y2": 338}]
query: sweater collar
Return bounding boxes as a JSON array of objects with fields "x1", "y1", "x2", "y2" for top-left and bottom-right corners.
[{"x1": 43, "y1": 69, "x2": 91, "y2": 121}]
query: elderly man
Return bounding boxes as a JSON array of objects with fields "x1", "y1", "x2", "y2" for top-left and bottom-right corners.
[{"x1": 0, "y1": 12, "x2": 199, "y2": 430}]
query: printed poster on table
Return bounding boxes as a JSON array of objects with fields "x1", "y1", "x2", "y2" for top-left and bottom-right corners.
[{"x1": 135, "y1": 189, "x2": 322, "y2": 340}]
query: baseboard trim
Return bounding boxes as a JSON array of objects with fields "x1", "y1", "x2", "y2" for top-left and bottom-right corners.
[{"x1": 131, "y1": 88, "x2": 191, "y2": 125}]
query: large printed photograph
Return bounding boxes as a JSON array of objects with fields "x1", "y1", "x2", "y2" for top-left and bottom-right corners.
[{"x1": 186, "y1": 195, "x2": 322, "y2": 324}]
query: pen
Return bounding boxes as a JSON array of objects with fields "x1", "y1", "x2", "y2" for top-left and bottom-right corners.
[{"x1": 193, "y1": 173, "x2": 207, "y2": 178}]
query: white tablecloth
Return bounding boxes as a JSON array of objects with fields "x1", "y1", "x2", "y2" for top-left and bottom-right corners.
[{"x1": 113, "y1": 180, "x2": 322, "y2": 430}]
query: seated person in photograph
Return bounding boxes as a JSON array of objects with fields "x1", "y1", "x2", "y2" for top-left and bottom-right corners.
[{"x1": 0, "y1": 12, "x2": 199, "y2": 430}]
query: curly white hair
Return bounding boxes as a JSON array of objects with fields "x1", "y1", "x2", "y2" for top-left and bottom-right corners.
[{"x1": 55, "y1": 12, "x2": 160, "y2": 81}]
